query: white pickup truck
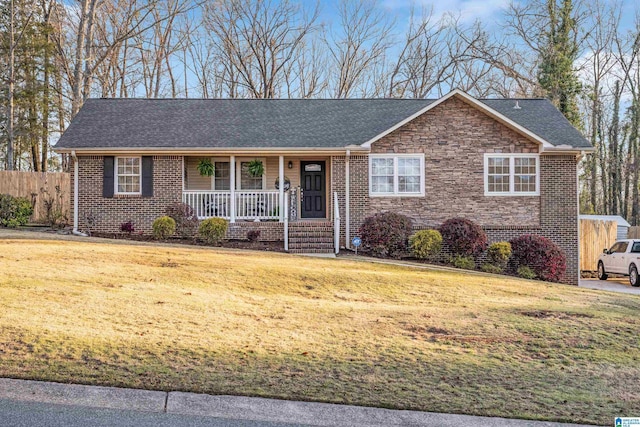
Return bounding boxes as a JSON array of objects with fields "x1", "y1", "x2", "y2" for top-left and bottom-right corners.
[{"x1": 597, "y1": 239, "x2": 640, "y2": 286}]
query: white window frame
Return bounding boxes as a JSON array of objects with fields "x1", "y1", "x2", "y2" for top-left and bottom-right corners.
[
  {"x1": 114, "y1": 156, "x2": 142, "y2": 195},
  {"x1": 236, "y1": 157, "x2": 267, "y2": 191},
  {"x1": 484, "y1": 153, "x2": 540, "y2": 196},
  {"x1": 368, "y1": 154, "x2": 425, "y2": 197},
  {"x1": 211, "y1": 157, "x2": 231, "y2": 191}
]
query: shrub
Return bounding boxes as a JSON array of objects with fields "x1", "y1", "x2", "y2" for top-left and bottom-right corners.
[
  {"x1": 481, "y1": 263, "x2": 503, "y2": 274},
  {"x1": 247, "y1": 230, "x2": 261, "y2": 242},
  {"x1": 152, "y1": 216, "x2": 176, "y2": 240},
  {"x1": 0, "y1": 194, "x2": 33, "y2": 227},
  {"x1": 409, "y1": 229, "x2": 442, "y2": 260},
  {"x1": 510, "y1": 234, "x2": 566, "y2": 282},
  {"x1": 120, "y1": 220, "x2": 135, "y2": 234},
  {"x1": 199, "y1": 217, "x2": 228, "y2": 244},
  {"x1": 165, "y1": 202, "x2": 199, "y2": 237},
  {"x1": 487, "y1": 242, "x2": 512, "y2": 268},
  {"x1": 40, "y1": 185, "x2": 68, "y2": 227},
  {"x1": 451, "y1": 255, "x2": 475, "y2": 270},
  {"x1": 439, "y1": 218, "x2": 488, "y2": 257},
  {"x1": 517, "y1": 265, "x2": 537, "y2": 280},
  {"x1": 359, "y1": 212, "x2": 413, "y2": 258}
]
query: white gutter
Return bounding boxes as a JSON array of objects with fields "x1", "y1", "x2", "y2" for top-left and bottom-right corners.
[
  {"x1": 345, "y1": 149, "x2": 350, "y2": 250},
  {"x1": 53, "y1": 147, "x2": 370, "y2": 156},
  {"x1": 71, "y1": 151, "x2": 87, "y2": 237}
]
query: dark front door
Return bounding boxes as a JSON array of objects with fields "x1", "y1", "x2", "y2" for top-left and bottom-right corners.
[{"x1": 300, "y1": 161, "x2": 326, "y2": 218}]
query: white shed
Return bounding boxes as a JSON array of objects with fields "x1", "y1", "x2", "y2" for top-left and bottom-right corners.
[{"x1": 579, "y1": 215, "x2": 631, "y2": 240}]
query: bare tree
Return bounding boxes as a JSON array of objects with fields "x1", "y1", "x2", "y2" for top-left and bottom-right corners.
[
  {"x1": 324, "y1": 0, "x2": 394, "y2": 98},
  {"x1": 203, "y1": 0, "x2": 319, "y2": 99}
]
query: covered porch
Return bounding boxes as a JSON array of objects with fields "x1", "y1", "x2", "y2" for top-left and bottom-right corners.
[{"x1": 181, "y1": 155, "x2": 333, "y2": 223}]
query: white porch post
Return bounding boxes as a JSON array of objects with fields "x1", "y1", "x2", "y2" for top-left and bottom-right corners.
[
  {"x1": 345, "y1": 150, "x2": 350, "y2": 249},
  {"x1": 230, "y1": 155, "x2": 236, "y2": 223},
  {"x1": 279, "y1": 155, "x2": 284, "y2": 223}
]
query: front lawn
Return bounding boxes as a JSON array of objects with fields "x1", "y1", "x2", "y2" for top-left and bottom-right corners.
[{"x1": 1, "y1": 234, "x2": 638, "y2": 425}]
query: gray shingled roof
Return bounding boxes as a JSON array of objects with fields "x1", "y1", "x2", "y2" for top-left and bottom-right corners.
[{"x1": 54, "y1": 97, "x2": 591, "y2": 150}]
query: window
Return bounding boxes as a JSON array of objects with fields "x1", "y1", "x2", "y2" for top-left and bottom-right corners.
[
  {"x1": 369, "y1": 155, "x2": 424, "y2": 196},
  {"x1": 484, "y1": 154, "x2": 539, "y2": 196},
  {"x1": 115, "y1": 157, "x2": 141, "y2": 195},
  {"x1": 239, "y1": 160, "x2": 264, "y2": 190},
  {"x1": 214, "y1": 162, "x2": 230, "y2": 190},
  {"x1": 631, "y1": 242, "x2": 640, "y2": 253},
  {"x1": 609, "y1": 242, "x2": 628, "y2": 253}
]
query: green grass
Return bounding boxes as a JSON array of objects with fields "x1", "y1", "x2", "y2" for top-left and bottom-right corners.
[{"x1": 1, "y1": 234, "x2": 638, "y2": 425}]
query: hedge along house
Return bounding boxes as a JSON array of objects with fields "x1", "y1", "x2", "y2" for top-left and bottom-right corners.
[{"x1": 54, "y1": 89, "x2": 592, "y2": 284}]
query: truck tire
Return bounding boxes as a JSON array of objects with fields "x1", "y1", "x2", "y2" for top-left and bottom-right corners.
[
  {"x1": 598, "y1": 262, "x2": 608, "y2": 281},
  {"x1": 630, "y1": 265, "x2": 639, "y2": 287}
]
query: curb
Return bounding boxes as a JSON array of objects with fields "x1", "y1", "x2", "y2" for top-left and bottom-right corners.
[{"x1": 0, "y1": 378, "x2": 598, "y2": 427}]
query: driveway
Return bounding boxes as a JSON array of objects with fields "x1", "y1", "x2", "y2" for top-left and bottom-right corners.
[{"x1": 579, "y1": 277, "x2": 640, "y2": 295}]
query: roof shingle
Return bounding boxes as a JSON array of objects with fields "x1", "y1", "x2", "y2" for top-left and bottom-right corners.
[{"x1": 54, "y1": 97, "x2": 591, "y2": 150}]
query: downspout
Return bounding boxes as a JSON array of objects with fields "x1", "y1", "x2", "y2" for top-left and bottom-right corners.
[
  {"x1": 71, "y1": 151, "x2": 87, "y2": 237},
  {"x1": 577, "y1": 152, "x2": 584, "y2": 284},
  {"x1": 345, "y1": 149, "x2": 350, "y2": 249}
]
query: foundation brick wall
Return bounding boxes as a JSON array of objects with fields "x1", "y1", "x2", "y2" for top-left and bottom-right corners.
[
  {"x1": 331, "y1": 97, "x2": 580, "y2": 285},
  {"x1": 226, "y1": 222, "x2": 284, "y2": 241}
]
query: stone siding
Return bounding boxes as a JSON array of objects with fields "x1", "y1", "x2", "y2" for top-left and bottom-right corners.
[
  {"x1": 369, "y1": 96, "x2": 541, "y2": 226},
  {"x1": 331, "y1": 97, "x2": 579, "y2": 285}
]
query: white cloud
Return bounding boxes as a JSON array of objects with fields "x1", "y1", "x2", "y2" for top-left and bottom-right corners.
[{"x1": 382, "y1": 0, "x2": 510, "y2": 25}]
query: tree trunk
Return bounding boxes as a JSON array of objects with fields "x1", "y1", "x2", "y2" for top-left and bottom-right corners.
[{"x1": 7, "y1": 0, "x2": 15, "y2": 170}]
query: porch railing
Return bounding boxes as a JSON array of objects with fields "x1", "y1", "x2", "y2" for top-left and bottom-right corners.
[{"x1": 183, "y1": 190, "x2": 281, "y2": 221}]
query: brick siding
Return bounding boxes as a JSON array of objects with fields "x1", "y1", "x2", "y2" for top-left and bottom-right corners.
[
  {"x1": 71, "y1": 155, "x2": 285, "y2": 241},
  {"x1": 71, "y1": 155, "x2": 183, "y2": 234}
]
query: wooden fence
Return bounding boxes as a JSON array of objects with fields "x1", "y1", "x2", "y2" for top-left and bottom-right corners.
[
  {"x1": 0, "y1": 171, "x2": 70, "y2": 222},
  {"x1": 580, "y1": 219, "x2": 617, "y2": 271},
  {"x1": 629, "y1": 226, "x2": 640, "y2": 239}
]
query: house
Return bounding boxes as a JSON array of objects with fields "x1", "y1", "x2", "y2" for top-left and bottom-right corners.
[
  {"x1": 53, "y1": 90, "x2": 593, "y2": 285},
  {"x1": 580, "y1": 215, "x2": 631, "y2": 241}
]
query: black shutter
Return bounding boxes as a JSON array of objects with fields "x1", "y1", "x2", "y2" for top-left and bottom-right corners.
[
  {"x1": 142, "y1": 156, "x2": 153, "y2": 197},
  {"x1": 103, "y1": 156, "x2": 114, "y2": 198}
]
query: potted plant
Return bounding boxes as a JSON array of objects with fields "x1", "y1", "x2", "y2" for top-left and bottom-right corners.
[
  {"x1": 197, "y1": 158, "x2": 215, "y2": 176},
  {"x1": 247, "y1": 159, "x2": 264, "y2": 178}
]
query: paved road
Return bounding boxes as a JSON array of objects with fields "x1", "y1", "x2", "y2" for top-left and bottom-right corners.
[
  {"x1": 579, "y1": 278, "x2": 640, "y2": 295},
  {"x1": 0, "y1": 378, "x2": 596, "y2": 427},
  {"x1": 0, "y1": 398, "x2": 300, "y2": 427}
]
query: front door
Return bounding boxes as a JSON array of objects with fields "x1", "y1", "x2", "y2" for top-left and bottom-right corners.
[{"x1": 300, "y1": 161, "x2": 326, "y2": 218}]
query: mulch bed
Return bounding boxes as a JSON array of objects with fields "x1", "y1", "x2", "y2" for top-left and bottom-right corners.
[{"x1": 90, "y1": 232, "x2": 286, "y2": 252}]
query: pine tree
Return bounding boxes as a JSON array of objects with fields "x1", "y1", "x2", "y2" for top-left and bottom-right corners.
[{"x1": 537, "y1": 0, "x2": 582, "y2": 128}]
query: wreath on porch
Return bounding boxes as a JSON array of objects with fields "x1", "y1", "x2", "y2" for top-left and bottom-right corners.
[
  {"x1": 197, "y1": 158, "x2": 215, "y2": 176},
  {"x1": 275, "y1": 176, "x2": 291, "y2": 191}
]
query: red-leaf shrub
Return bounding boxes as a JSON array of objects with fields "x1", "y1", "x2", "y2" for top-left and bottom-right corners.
[
  {"x1": 438, "y1": 218, "x2": 488, "y2": 257},
  {"x1": 247, "y1": 230, "x2": 261, "y2": 242},
  {"x1": 120, "y1": 220, "x2": 135, "y2": 234},
  {"x1": 509, "y1": 234, "x2": 566, "y2": 282},
  {"x1": 359, "y1": 212, "x2": 413, "y2": 258}
]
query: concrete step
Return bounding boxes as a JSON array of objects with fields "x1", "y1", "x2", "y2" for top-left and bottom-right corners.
[
  {"x1": 289, "y1": 237, "x2": 334, "y2": 244},
  {"x1": 289, "y1": 242, "x2": 334, "y2": 250},
  {"x1": 289, "y1": 248, "x2": 335, "y2": 254}
]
